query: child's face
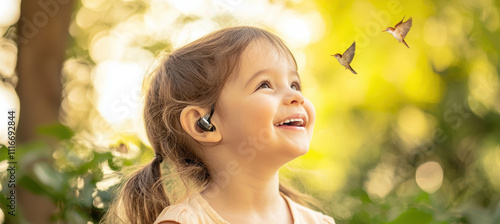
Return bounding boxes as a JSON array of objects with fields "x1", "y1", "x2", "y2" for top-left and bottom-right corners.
[{"x1": 215, "y1": 39, "x2": 316, "y2": 163}]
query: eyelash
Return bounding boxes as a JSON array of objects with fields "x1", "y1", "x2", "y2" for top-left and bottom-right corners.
[
  {"x1": 256, "y1": 80, "x2": 302, "y2": 91},
  {"x1": 292, "y1": 82, "x2": 301, "y2": 91}
]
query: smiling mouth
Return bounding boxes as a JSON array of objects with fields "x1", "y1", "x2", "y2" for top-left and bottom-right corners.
[{"x1": 274, "y1": 118, "x2": 305, "y2": 127}]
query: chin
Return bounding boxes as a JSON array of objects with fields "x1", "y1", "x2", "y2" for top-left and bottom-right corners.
[
  {"x1": 284, "y1": 143, "x2": 310, "y2": 158},
  {"x1": 261, "y1": 144, "x2": 310, "y2": 169},
  {"x1": 296, "y1": 146, "x2": 310, "y2": 156}
]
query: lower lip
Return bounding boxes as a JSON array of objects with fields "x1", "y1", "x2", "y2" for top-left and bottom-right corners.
[{"x1": 275, "y1": 125, "x2": 306, "y2": 130}]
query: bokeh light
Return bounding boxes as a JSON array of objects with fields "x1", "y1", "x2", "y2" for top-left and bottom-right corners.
[
  {"x1": 482, "y1": 145, "x2": 500, "y2": 191},
  {"x1": 415, "y1": 161, "x2": 444, "y2": 194},
  {"x1": 0, "y1": 0, "x2": 20, "y2": 27},
  {"x1": 0, "y1": 82, "x2": 19, "y2": 145}
]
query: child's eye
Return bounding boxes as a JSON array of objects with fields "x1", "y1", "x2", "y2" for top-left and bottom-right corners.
[
  {"x1": 257, "y1": 81, "x2": 271, "y2": 90},
  {"x1": 291, "y1": 82, "x2": 301, "y2": 91}
]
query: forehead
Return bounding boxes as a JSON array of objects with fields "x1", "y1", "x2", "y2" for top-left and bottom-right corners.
[{"x1": 230, "y1": 39, "x2": 296, "y2": 82}]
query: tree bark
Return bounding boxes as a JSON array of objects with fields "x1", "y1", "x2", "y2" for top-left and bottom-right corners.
[{"x1": 15, "y1": 0, "x2": 74, "y2": 223}]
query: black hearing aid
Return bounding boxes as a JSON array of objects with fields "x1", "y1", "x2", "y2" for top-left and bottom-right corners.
[{"x1": 197, "y1": 105, "x2": 215, "y2": 132}]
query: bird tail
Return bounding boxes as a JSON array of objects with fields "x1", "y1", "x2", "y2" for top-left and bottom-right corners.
[
  {"x1": 348, "y1": 65, "x2": 357, "y2": 75},
  {"x1": 402, "y1": 39, "x2": 410, "y2": 48}
]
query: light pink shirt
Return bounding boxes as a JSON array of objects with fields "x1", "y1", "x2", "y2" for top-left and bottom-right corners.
[{"x1": 154, "y1": 193, "x2": 335, "y2": 224}]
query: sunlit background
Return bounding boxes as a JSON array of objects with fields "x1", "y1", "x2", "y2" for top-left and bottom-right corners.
[{"x1": 1, "y1": 0, "x2": 500, "y2": 223}]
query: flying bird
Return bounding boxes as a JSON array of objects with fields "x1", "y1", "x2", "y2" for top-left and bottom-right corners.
[
  {"x1": 331, "y1": 41, "x2": 357, "y2": 74},
  {"x1": 383, "y1": 16, "x2": 413, "y2": 48}
]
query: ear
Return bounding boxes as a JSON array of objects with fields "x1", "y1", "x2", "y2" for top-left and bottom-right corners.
[{"x1": 180, "y1": 106, "x2": 222, "y2": 143}]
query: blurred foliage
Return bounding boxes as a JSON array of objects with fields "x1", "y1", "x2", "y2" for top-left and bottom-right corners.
[
  {"x1": 1, "y1": 123, "x2": 152, "y2": 223},
  {"x1": 1, "y1": 0, "x2": 500, "y2": 223}
]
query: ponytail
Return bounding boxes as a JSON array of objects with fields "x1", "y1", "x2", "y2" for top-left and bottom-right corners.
[{"x1": 103, "y1": 156, "x2": 169, "y2": 224}]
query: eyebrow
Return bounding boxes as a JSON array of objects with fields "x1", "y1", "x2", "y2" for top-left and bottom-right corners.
[{"x1": 244, "y1": 69, "x2": 301, "y2": 88}]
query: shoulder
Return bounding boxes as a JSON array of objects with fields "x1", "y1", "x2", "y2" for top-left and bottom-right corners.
[
  {"x1": 295, "y1": 205, "x2": 336, "y2": 224},
  {"x1": 153, "y1": 196, "x2": 200, "y2": 224},
  {"x1": 285, "y1": 196, "x2": 336, "y2": 224},
  {"x1": 322, "y1": 214, "x2": 336, "y2": 224}
]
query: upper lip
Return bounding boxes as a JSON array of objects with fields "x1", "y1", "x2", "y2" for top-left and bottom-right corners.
[{"x1": 274, "y1": 113, "x2": 307, "y2": 127}]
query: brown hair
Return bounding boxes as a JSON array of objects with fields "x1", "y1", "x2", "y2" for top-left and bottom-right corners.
[{"x1": 103, "y1": 26, "x2": 317, "y2": 224}]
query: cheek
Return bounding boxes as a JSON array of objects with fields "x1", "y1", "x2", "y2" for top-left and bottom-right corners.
[
  {"x1": 226, "y1": 97, "x2": 277, "y2": 132},
  {"x1": 243, "y1": 97, "x2": 276, "y2": 125},
  {"x1": 304, "y1": 98, "x2": 316, "y2": 129}
]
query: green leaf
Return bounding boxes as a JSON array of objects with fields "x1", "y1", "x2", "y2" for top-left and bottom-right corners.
[
  {"x1": 350, "y1": 188, "x2": 372, "y2": 204},
  {"x1": 108, "y1": 158, "x2": 122, "y2": 171},
  {"x1": 0, "y1": 144, "x2": 8, "y2": 161},
  {"x1": 37, "y1": 123, "x2": 74, "y2": 140},
  {"x1": 18, "y1": 176, "x2": 53, "y2": 196},
  {"x1": 0, "y1": 193, "x2": 10, "y2": 211},
  {"x1": 33, "y1": 163, "x2": 64, "y2": 193},
  {"x1": 387, "y1": 208, "x2": 433, "y2": 224},
  {"x1": 77, "y1": 152, "x2": 112, "y2": 175}
]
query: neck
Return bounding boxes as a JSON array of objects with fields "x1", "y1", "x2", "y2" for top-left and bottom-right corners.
[
  {"x1": 200, "y1": 160, "x2": 293, "y2": 224},
  {"x1": 201, "y1": 166, "x2": 282, "y2": 210},
  {"x1": 198, "y1": 143, "x2": 295, "y2": 223}
]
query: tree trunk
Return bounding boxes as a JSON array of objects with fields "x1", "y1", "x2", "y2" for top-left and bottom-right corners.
[{"x1": 15, "y1": 0, "x2": 74, "y2": 223}]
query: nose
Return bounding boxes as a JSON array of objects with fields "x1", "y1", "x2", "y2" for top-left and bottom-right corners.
[{"x1": 283, "y1": 88, "x2": 305, "y2": 106}]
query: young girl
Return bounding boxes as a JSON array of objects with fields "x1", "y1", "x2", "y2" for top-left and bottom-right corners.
[{"x1": 104, "y1": 26, "x2": 335, "y2": 224}]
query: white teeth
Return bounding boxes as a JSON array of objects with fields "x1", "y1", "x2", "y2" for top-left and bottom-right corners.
[{"x1": 274, "y1": 118, "x2": 304, "y2": 126}]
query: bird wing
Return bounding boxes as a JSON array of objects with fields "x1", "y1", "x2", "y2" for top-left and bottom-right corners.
[
  {"x1": 342, "y1": 42, "x2": 356, "y2": 64},
  {"x1": 394, "y1": 16, "x2": 405, "y2": 28},
  {"x1": 396, "y1": 17, "x2": 412, "y2": 38}
]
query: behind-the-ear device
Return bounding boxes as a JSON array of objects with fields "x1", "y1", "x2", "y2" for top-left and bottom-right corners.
[{"x1": 197, "y1": 105, "x2": 215, "y2": 132}]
